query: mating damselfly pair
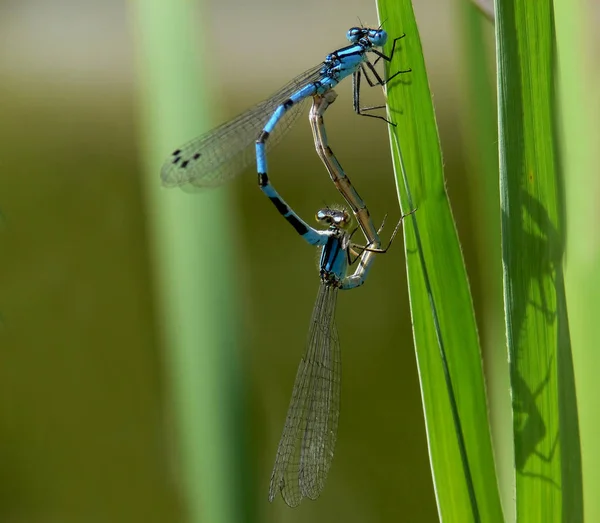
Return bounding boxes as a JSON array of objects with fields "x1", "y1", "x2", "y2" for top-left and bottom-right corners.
[{"x1": 160, "y1": 25, "x2": 413, "y2": 507}]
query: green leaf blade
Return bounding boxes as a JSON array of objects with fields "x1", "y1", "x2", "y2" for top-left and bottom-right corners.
[
  {"x1": 377, "y1": 1, "x2": 504, "y2": 522},
  {"x1": 495, "y1": 0, "x2": 583, "y2": 520}
]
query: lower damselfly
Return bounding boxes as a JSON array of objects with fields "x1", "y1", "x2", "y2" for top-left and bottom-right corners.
[
  {"x1": 268, "y1": 204, "x2": 413, "y2": 507},
  {"x1": 267, "y1": 92, "x2": 416, "y2": 506}
]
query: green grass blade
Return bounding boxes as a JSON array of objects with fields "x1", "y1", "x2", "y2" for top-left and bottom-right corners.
[
  {"x1": 376, "y1": 2, "x2": 504, "y2": 521},
  {"x1": 457, "y1": 6, "x2": 516, "y2": 521},
  {"x1": 494, "y1": 0, "x2": 583, "y2": 520},
  {"x1": 130, "y1": 3, "x2": 251, "y2": 522},
  {"x1": 555, "y1": 0, "x2": 600, "y2": 520}
]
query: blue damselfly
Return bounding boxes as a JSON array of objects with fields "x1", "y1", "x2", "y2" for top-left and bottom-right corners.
[{"x1": 161, "y1": 26, "x2": 409, "y2": 243}]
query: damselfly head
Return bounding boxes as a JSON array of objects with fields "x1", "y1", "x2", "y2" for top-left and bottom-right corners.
[
  {"x1": 346, "y1": 27, "x2": 387, "y2": 47},
  {"x1": 316, "y1": 208, "x2": 351, "y2": 229}
]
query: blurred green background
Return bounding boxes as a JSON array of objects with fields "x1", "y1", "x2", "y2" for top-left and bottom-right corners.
[{"x1": 0, "y1": 0, "x2": 509, "y2": 521}]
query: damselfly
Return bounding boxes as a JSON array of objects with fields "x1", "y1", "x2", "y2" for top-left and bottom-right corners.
[
  {"x1": 160, "y1": 26, "x2": 410, "y2": 206},
  {"x1": 266, "y1": 92, "x2": 416, "y2": 506}
]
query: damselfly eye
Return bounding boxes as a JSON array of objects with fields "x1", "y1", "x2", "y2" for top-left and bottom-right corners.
[
  {"x1": 316, "y1": 210, "x2": 333, "y2": 225},
  {"x1": 340, "y1": 211, "x2": 351, "y2": 227},
  {"x1": 346, "y1": 27, "x2": 363, "y2": 43},
  {"x1": 369, "y1": 29, "x2": 387, "y2": 47}
]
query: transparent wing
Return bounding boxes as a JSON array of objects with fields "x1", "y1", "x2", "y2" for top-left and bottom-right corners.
[
  {"x1": 269, "y1": 282, "x2": 341, "y2": 507},
  {"x1": 160, "y1": 64, "x2": 325, "y2": 190}
]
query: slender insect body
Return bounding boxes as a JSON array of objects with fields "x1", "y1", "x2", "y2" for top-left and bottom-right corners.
[{"x1": 160, "y1": 27, "x2": 406, "y2": 191}]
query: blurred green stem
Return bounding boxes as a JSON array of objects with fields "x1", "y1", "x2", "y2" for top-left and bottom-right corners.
[
  {"x1": 555, "y1": 0, "x2": 600, "y2": 520},
  {"x1": 130, "y1": 2, "x2": 249, "y2": 522}
]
